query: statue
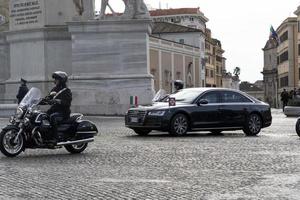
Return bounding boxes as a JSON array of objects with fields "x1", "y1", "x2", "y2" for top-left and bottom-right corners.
[
  {"x1": 73, "y1": 0, "x2": 95, "y2": 20},
  {"x1": 131, "y1": 0, "x2": 150, "y2": 19},
  {"x1": 99, "y1": 0, "x2": 117, "y2": 19},
  {"x1": 99, "y1": 0, "x2": 150, "y2": 20},
  {"x1": 233, "y1": 67, "x2": 241, "y2": 77},
  {"x1": 73, "y1": 0, "x2": 84, "y2": 16},
  {"x1": 0, "y1": 0, "x2": 9, "y2": 31}
]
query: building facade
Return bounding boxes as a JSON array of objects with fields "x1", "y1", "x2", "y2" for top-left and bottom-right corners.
[
  {"x1": 262, "y1": 39, "x2": 278, "y2": 107},
  {"x1": 262, "y1": 17, "x2": 299, "y2": 108},
  {"x1": 262, "y1": 6, "x2": 300, "y2": 108},
  {"x1": 276, "y1": 17, "x2": 298, "y2": 92},
  {"x1": 150, "y1": 8, "x2": 226, "y2": 88},
  {"x1": 150, "y1": 22, "x2": 204, "y2": 93},
  {"x1": 150, "y1": 8, "x2": 208, "y2": 32},
  {"x1": 149, "y1": 36, "x2": 202, "y2": 93},
  {"x1": 205, "y1": 28, "x2": 224, "y2": 87}
]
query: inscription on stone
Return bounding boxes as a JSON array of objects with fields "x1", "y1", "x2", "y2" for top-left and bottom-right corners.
[{"x1": 10, "y1": 0, "x2": 43, "y2": 30}]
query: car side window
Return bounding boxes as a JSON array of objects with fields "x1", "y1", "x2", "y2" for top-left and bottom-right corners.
[
  {"x1": 200, "y1": 91, "x2": 220, "y2": 103},
  {"x1": 221, "y1": 91, "x2": 252, "y2": 103}
]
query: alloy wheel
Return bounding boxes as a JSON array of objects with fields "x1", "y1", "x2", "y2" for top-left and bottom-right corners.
[
  {"x1": 243, "y1": 114, "x2": 262, "y2": 136},
  {"x1": 2, "y1": 130, "x2": 23, "y2": 155},
  {"x1": 172, "y1": 114, "x2": 188, "y2": 135},
  {"x1": 248, "y1": 114, "x2": 261, "y2": 133}
]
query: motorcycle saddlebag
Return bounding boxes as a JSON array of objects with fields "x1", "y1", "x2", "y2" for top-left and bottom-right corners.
[{"x1": 76, "y1": 120, "x2": 98, "y2": 138}]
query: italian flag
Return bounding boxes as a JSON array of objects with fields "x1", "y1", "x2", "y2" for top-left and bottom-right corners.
[{"x1": 130, "y1": 96, "x2": 138, "y2": 107}]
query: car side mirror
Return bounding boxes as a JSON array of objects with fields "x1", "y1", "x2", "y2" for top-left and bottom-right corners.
[{"x1": 197, "y1": 99, "x2": 208, "y2": 106}]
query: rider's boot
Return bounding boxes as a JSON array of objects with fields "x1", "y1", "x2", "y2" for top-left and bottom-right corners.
[{"x1": 56, "y1": 131, "x2": 64, "y2": 143}]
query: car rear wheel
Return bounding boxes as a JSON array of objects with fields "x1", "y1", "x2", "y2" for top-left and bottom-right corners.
[
  {"x1": 169, "y1": 114, "x2": 189, "y2": 136},
  {"x1": 243, "y1": 113, "x2": 262, "y2": 136},
  {"x1": 133, "y1": 129, "x2": 151, "y2": 136}
]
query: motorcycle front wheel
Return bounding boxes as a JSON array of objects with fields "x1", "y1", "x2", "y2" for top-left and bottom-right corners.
[
  {"x1": 65, "y1": 143, "x2": 88, "y2": 154},
  {"x1": 0, "y1": 129, "x2": 25, "y2": 157},
  {"x1": 296, "y1": 119, "x2": 300, "y2": 137}
]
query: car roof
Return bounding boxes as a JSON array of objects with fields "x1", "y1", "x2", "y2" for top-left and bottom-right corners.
[
  {"x1": 181, "y1": 87, "x2": 240, "y2": 92},
  {"x1": 181, "y1": 87, "x2": 260, "y2": 102}
]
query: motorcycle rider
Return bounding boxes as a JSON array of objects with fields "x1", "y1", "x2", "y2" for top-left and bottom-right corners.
[
  {"x1": 46, "y1": 71, "x2": 72, "y2": 142},
  {"x1": 174, "y1": 80, "x2": 184, "y2": 93}
]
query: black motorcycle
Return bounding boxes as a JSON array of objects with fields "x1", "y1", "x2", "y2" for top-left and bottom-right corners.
[{"x1": 0, "y1": 87, "x2": 98, "y2": 157}]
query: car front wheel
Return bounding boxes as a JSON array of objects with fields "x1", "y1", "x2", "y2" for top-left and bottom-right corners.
[
  {"x1": 169, "y1": 114, "x2": 189, "y2": 136},
  {"x1": 243, "y1": 113, "x2": 262, "y2": 136}
]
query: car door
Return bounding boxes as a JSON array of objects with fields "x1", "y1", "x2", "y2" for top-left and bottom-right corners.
[
  {"x1": 191, "y1": 91, "x2": 221, "y2": 129},
  {"x1": 219, "y1": 91, "x2": 252, "y2": 127}
]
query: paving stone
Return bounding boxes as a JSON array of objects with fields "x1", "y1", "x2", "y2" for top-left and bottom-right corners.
[{"x1": 0, "y1": 110, "x2": 299, "y2": 199}]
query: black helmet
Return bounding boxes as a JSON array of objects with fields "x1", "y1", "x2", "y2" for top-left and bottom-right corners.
[
  {"x1": 174, "y1": 80, "x2": 184, "y2": 90},
  {"x1": 52, "y1": 71, "x2": 68, "y2": 84},
  {"x1": 20, "y1": 78, "x2": 27, "y2": 83}
]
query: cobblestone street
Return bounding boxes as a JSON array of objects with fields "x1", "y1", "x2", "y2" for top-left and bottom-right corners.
[{"x1": 0, "y1": 109, "x2": 300, "y2": 199}]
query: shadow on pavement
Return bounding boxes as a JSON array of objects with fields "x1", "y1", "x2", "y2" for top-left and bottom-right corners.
[{"x1": 126, "y1": 131, "x2": 253, "y2": 139}]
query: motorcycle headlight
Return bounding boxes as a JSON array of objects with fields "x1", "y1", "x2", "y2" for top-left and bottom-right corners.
[
  {"x1": 9, "y1": 116, "x2": 15, "y2": 123},
  {"x1": 16, "y1": 107, "x2": 24, "y2": 119},
  {"x1": 23, "y1": 117, "x2": 30, "y2": 126},
  {"x1": 148, "y1": 110, "x2": 166, "y2": 116}
]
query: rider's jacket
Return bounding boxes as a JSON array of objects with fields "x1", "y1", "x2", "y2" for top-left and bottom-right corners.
[{"x1": 47, "y1": 85, "x2": 72, "y2": 118}]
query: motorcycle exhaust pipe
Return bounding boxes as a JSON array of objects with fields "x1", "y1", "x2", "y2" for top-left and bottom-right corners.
[{"x1": 57, "y1": 138, "x2": 94, "y2": 146}]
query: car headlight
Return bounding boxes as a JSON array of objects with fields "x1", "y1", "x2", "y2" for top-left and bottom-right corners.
[
  {"x1": 16, "y1": 107, "x2": 24, "y2": 119},
  {"x1": 148, "y1": 110, "x2": 166, "y2": 116}
]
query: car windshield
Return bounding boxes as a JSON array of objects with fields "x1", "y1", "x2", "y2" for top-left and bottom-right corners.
[
  {"x1": 166, "y1": 89, "x2": 203, "y2": 103},
  {"x1": 19, "y1": 87, "x2": 42, "y2": 108}
]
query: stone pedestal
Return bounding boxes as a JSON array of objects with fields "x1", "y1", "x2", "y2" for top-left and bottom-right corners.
[
  {"x1": 68, "y1": 19, "x2": 154, "y2": 115},
  {"x1": 9, "y1": 0, "x2": 79, "y2": 31},
  {"x1": 0, "y1": 32, "x2": 9, "y2": 99},
  {"x1": 4, "y1": 26, "x2": 72, "y2": 99}
]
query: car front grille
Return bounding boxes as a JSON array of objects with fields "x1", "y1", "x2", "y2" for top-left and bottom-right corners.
[
  {"x1": 127, "y1": 110, "x2": 147, "y2": 117},
  {"x1": 127, "y1": 110, "x2": 147, "y2": 124}
]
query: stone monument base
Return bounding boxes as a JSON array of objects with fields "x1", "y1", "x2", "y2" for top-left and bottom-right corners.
[
  {"x1": 68, "y1": 19, "x2": 154, "y2": 115},
  {"x1": 3, "y1": 26, "x2": 71, "y2": 100},
  {"x1": 70, "y1": 74, "x2": 153, "y2": 115}
]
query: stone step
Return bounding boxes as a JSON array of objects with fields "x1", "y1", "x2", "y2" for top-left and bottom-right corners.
[{"x1": 0, "y1": 104, "x2": 17, "y2": 118}]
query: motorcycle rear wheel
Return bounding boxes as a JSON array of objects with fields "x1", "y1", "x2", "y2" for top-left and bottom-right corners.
[
  {"x1": 65, "y1": 143, "x2": 88, "y2": 154},
  {"x1": 0, "y1": 129, "x2": 25, "y2": 157}
]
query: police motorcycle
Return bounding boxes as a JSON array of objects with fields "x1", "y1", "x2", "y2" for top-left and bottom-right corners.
[{"x1": 0, "y1": 87, "x2": 98, "y2": 157}]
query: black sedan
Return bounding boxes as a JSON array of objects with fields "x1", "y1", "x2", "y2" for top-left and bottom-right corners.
[{"x1": 125, "y1": 88, "x2": 272, "y2": 136}]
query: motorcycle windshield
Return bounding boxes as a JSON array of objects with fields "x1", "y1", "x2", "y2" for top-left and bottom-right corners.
[
  {"x1": 19, "y1": 87, "x2": 42, "y2": 108},
  {"x1": 152, "y1": 89, "x2": 168, "y2": 102}
]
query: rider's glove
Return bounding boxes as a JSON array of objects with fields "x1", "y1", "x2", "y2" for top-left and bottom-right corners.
[{"x1": 48, "y1": 99, "x2": 61, "y2": 105}]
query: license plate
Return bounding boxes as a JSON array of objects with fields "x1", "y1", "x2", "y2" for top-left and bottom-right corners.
[{"x1": 130, "y1": 117, "x2": 138, "y2": 123}]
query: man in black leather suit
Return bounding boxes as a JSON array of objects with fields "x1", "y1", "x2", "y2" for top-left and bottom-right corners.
[{"x1": 46, "y1": 71, "x2": 72, "y2": 142}]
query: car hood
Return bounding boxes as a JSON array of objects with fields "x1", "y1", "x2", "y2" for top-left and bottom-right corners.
[{"x1": 133, "y1": 102, "x2": 190, "y2": 111}]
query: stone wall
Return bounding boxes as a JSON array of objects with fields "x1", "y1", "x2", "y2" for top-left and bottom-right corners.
[{"x1": 0, "y1": 32, "x2": 9, "y2": 100}]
